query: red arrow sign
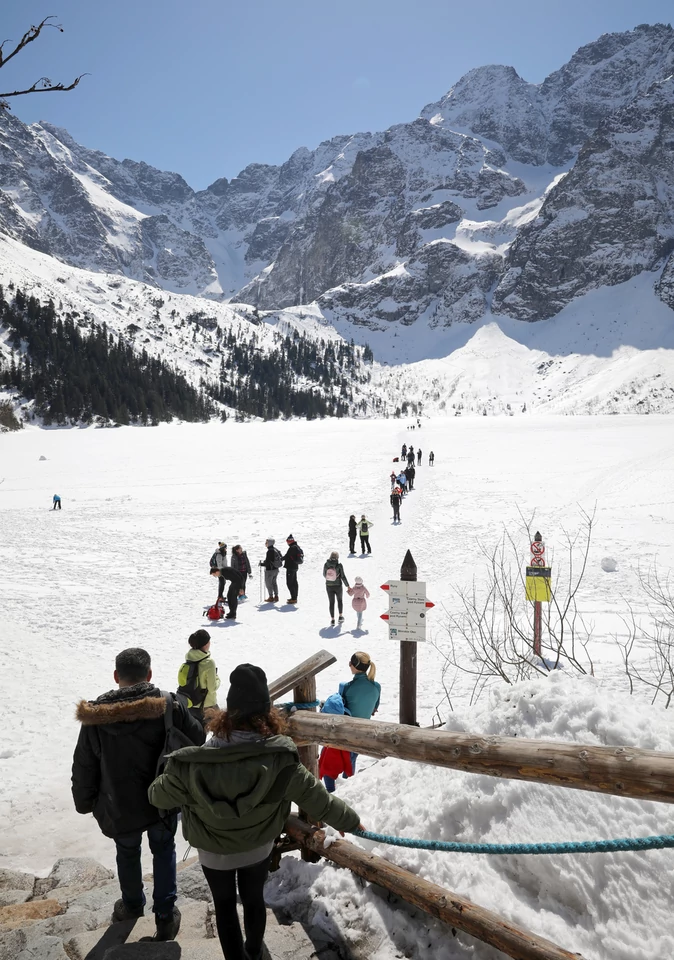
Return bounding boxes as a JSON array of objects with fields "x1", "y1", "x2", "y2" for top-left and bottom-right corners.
[
  {"x1": 380, "y1": 613, "x2": 389, "y2": 620},
  {"x1": 380, "y1": 583, "x2": 390, "y2": 591},
  {"x1": 425, "y1": 601, "x2": 435, "y2": 608}
]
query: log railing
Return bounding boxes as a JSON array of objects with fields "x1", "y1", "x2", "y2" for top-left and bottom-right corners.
[{"x1": 287, "y1": 711, "x2": 674, "y2": 804}]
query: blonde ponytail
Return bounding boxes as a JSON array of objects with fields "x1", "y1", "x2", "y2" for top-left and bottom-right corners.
[{"x1": 351, "y1": 651, "x2": 376, "y2": 682}]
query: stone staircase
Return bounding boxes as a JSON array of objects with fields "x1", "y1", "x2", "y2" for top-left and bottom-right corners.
[{"x1": 0, "y1": 858, "x2": 342, "y2": 960}]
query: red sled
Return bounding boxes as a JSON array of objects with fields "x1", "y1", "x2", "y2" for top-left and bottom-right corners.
[
  {"x1": 204, "y1": 599, "x2": 225, "y2": 621},
  {"x1": 392, "y1": 457, "x2": 399, "y2": 462}
]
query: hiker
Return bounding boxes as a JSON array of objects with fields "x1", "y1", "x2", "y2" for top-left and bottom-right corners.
[
  {"x1": 397, "y1": 471, "x2": 407, "y2": 496},
  {"x1": 340, "y1": 652, "x2": 381, "y2": 775},
  {"x1": 417, "y1": 448, "x2": 422, "y2": 465},
  {"x1": 429, "y1": 451, "x2": 435, "y2": 466},
  {"x1": 390, "y1": 470, "x2": 397, "y2": 490},
  {"x1": 407, "y1": 463, "x2": 416, "y2": 491},
  {"x1": 323, "y1": 550, "x2": 350, "y2": 625},
  {"x1": 177, "y1": 629, "x2": 220, "y2": 723},
  {"x1": 210, "y1": 566, "x2": 244, "y2": 620},
  {"x1": 209, "y1": 542, "x2": 228, "y2": 599},
  {"x1": 282, "y1": 534, "x2": 303, "y2": 604},
  {"x1": 348, "y1": 514, "x2": 357, "y2": 555},
  {"x1": 401, "y1": 443, "x2": 407, "y2": 460},
  {"x1": 318, "y1": 693, "x2": 353, "y2": 793},
  {"x1": 347, "y1": 576, "x2": 370, "y2": 631},
  {"x1": 52, "y1": 493, "x2": 61, "y2": 510},
  {"x1": 71, "y1": 647, "x2": 204, "y2": 940},
  {"x1": 407, "y1": 450, "x2": 414, "y2": 467},
  {"x1": 148, "y1": 664, "x2": 364, "y2": 960},
  {"x1": 358, "y1": 516, "x2": 373, "y2": 554},
  {"x1": 259, "y1": 538, "x2": 282, "y2": 603},
  {"x1": 390, "y1": 486, "x2": 402, "y2": 522},
  {"x1": 231, "y1": 545, "x2": 252, "y2": 600}
]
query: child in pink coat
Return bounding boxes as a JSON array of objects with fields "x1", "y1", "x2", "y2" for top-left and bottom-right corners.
[{"x1": 347, "y1": 576, "x2": 370, "y2": 631}]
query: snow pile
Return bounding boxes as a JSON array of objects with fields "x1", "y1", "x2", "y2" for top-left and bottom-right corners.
[{"x1": 268, "y1": 673, "x2": 674, "y2": 960}]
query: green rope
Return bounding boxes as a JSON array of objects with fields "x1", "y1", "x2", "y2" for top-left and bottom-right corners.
[
  {"x1": 351, "y1": 830, "x2": 674, "y2": 855},
  {"x1": 277, "y1": 700, "x2": 320, "y2": 711}
]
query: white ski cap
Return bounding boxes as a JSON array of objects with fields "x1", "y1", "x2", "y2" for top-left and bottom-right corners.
[{"x1": 266, "y1": 537, "x2": 275, "y2": 545}]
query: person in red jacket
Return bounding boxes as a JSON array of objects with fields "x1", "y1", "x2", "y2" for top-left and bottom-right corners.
[{"x1": 318, "y1": 693, "x2": 353, "y2": 792}]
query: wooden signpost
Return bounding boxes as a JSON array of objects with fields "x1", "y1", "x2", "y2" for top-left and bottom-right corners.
[{"x1": 525, "y1": 531, "x2": 551, "y2": 657}]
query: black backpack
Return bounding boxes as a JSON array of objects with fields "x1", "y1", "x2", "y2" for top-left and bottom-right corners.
[
  {"x1": 155, "y1": 692, "x2": 199, "y2": 779},
  {"x1": 176, "y1": 662, "x2": 208, "y2": 711},
  {"x1": 296, "y1": 545, "x2": 304, "y2": 564},
  {"x1": 272, "y1": 548, "x2": 283, "y2": 569}
]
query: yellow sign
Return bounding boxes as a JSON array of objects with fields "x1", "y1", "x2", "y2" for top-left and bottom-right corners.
[{"x1": 525, "y1": 566, "x2": 552, "y2": 602}]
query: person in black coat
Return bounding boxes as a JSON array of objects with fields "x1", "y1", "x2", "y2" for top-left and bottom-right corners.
[
  {"x1": 71, "y1": 648, "x2": 204, "y2": 937},
  {"x1": 348, "y1": 515, "x2": 357, "y2": 555},
  {"x1": 408, "y1": 463, "x2": 416, "y2": 490},
  {"x1": 282, "y1": 534, "x2": 303, "y2": 604},
  {"x1": 211, "y1": 566, "x2": 244, "y2": 619},
  {"x1": 390, "y1": 487, "x2": 402, "y2": 522},
  {"x1": 231, "y1": 545, "x2": 252, "y2": 598}
]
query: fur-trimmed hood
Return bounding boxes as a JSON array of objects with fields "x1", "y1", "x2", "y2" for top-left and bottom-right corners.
[{"x1": 76, "y1": 683, "x2": 167, "y2": 727}]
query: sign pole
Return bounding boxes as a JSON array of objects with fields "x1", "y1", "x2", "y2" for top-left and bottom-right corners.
[
  {"x1": 533, "y1": 597, "x2": 542, "y2": 658},
  {"x1": 526, "y1": 531, "x2": 550, "y2": 659},
  {"x1": 399, "y1": 549, "x2": 418, "y2": 726}
]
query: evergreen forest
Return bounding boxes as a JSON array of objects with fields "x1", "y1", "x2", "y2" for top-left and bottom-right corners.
[{"x1": 0, "y1": 285, "x2": 374, "y2": 426}]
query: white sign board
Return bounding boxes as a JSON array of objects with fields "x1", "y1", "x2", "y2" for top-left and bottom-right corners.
[{"x1": 386, "y1": 580, "x2": 427, "y2": 642}]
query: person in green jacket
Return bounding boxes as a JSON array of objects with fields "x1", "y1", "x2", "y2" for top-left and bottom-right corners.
[
  {"x1": 149, "y1": 664, "x2": 364, "y2": 960},
  {"x1": 176, "y1": 630, "x2": 220, "y2": 722}
]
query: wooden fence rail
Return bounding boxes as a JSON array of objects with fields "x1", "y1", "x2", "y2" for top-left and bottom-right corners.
[
  {"x1": 285, "y1": 816, "x2": 586, "y2": 960},
  {"x1": 288, "y1": 712, "x2": 674, "y2": 804}
]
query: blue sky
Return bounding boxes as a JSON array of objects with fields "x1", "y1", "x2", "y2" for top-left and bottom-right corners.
[{"x1": 2, "y1": 1, "x2": 673, "y2": 189}]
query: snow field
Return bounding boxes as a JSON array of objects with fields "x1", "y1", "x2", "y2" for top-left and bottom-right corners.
[{"x1": 2, "y1": 416, "x2": 674, "y2": 959}]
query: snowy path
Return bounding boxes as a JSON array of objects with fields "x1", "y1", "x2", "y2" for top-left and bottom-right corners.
[{"x1": 3, "y1": 416, "x2": 674, "y2": 959}]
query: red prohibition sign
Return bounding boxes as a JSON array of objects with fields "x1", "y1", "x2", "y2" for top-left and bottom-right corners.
[
  {"x1": 530, "y1": 557, "x2": 546, "y2": 567},
  {"x1": 531, "y1": 541, "x2": 545, "y2": 556}
]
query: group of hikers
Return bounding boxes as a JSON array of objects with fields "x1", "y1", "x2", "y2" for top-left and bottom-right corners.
[
  {"x1": 388, "y1": 443, "x2": 435, "y2": 523},
  {"x1": 72, "y1": 642, "x2": 381, "y2": 958}
]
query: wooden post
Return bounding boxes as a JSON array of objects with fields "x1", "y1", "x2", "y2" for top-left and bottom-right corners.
[
  {"x1": 287, "y1": 712, "x2": 674, "y2": 804},
  {"x1": 292, "y1": 672, "x2": 321, "y2": 863},
  {"x1": 533, "y1": 599, "x2": 542, "y2": 658},
  {"x1": 285, "y1": 816, "x2": 586, "y2": 960},
  {"x1": 399, "y1": 549, "x2": 418, "y2": 726}
]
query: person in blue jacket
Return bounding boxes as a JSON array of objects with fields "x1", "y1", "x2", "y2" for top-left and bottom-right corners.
[
  {"x1": 339, "y1": 651, "x2": 381, "y2": 775},
  {"x1": 53, "y1": 494, "x2": 62, "y2": 510}
]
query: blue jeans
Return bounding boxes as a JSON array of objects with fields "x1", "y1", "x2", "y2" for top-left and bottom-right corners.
[
  {"x1": 323, "y1": 775, "x2": 336, "y2": 793},
  {"x1": 114, "y1": 816, "x2": 177, "y2": 916}
]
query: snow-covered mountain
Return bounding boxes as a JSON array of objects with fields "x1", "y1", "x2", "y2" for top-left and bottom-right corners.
[{"x1": 1, "y1": 23, "x2": 674, "y2": 418}]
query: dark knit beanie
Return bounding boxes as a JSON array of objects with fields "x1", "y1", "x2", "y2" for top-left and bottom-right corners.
[
  {"x1": 188, "y1": 629, "x2": 211, "y2": 650},
  {"x1": 226, "y1": 664, "x2": 271, "y2": 717}
]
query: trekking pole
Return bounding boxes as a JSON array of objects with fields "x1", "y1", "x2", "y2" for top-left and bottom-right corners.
[{"x1": 259, "y1": 564, "x2": 263, "y2": 603}]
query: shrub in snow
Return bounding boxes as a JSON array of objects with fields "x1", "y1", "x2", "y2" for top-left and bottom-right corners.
[{"x1": 601, "y1": 557, "x2": 617, "y2": 572}]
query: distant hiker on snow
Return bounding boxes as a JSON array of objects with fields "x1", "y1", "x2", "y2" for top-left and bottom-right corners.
[
  {"x1": 210, "y1": 566, "x2": 244, "y2": 620},
  {"x1": 390, "y1": 471, "x2": 397, "y2": 490},
  {"x1": 260, "y1": 537, "x2": 282, "y2": 603},
  {"x1": 417, "y1": 449, "x2": 422, "y2": 465},
  {"x1": 323, "y1": 550, "x2": 350, "y2": 625},
  {"x1": 209, "y1": 542, "x2": 227, "y2": 599},
  {"x1": 407, "y1": 449, "x2": 415, "y2": 467},
  {"x1": 348, "y1": 515, "x2": 357, "y2": 555},
  {"x1": 407, "y1": 463, "x2": 416, "y2": 490},
  {"x1": 401, "y1": 443, "x2": 407, "y2": 460},
  {"x1": 283, "y1": 534, "x2": 304, "y2": 604},
  {"x1": 429, "y1": 451, "x2": 435, "y2": 466},
  {"x1": 177, "y1": 629, "x2": 220, "y2": 723},
  {"x1": 347, "y1": 576, "x2": 370, "y2": 631},
  {"x1": 148, "y1": 664, "x2": 363, "y2": 960},
  {"x1": 71, "y1": 647, "x2": 204, "y2": 940},
  {"x1": 359, "y1": 516, "x2": 373, "y2": 554},
  {"x1": 397, "y1": 471, "x2": 407, "y2": 495},
  {"x1": 232, "y1": 545, "x2": 252, "y2": 600},
  {"x1": 52, "y1": 494, "x2": 61, "y2": 510},
  {"x1": 390, "y1": 487, "x2": 402, "y2": 522}
]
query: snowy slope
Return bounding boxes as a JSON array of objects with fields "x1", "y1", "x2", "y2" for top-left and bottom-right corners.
[{"x1": 2, "y1": 416, "x2": 674, "y2": 960}]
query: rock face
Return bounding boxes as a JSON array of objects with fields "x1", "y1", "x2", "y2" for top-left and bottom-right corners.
[
  {"x1": 493, "y1": 77, "x2": 674, "y2": 319},
  {"x1": 1, "y1": 24, "x2": 674, "y2": 338}
]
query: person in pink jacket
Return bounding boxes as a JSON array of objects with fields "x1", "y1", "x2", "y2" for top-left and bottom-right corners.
[{"x1": 347, "y1": 576, "x2": 370, "y2": 631}]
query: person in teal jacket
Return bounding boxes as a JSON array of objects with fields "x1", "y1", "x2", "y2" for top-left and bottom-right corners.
[
  {"x1": 339, "y1": 651, "x2": 381, "y2": 776},
  {"x1": 177, "y1": 630, "x2": 220, "y2": 721}
]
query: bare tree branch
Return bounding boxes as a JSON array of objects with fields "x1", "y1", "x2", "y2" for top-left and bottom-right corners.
[{"x1": 0, "y1": 15, "x2": 84, "y2": 110}]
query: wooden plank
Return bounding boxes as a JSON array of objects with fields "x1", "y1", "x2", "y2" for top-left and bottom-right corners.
[
  {"x1": 269, "y1": 649, "x2": 336, "y2": 702},
  {"x1": 285, "y1": 816, "x2": 586, "y2": 960},
  {"x1": 288, "y1": 713, "x2": 674, "y2": 804}
]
